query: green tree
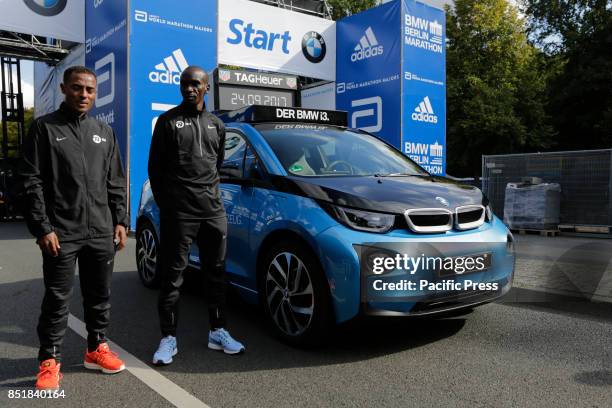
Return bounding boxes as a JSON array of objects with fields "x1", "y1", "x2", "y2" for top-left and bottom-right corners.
[
  {"x1": 0, "y1": 107, "x2": 33, "y2": 159},
  {"x1": 446, "y1": 0, "x2": 553, "y2": 177},
  {"x1": 522, "y1": 0, "x2": 612, "y2": 150},
  {"x1": 327, "y1": 0, "x2": 377, "y2": 20}
]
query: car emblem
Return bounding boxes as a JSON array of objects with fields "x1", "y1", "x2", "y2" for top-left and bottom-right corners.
[
  {"x1": 176, "y1": 121, "x2": 184, "y2": 128},
  {"x1": 435, "y1": 196, "x2": 449, "y2": 207}
]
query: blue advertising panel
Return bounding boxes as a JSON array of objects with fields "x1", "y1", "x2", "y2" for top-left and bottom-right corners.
[
  {"x1": 335, "y1": 1, "x2": 402, "y2": 147},
  {"x1": 85, "y1": 0, "x2": 128, "y2": 164},
  {"x1": 129, "y1": 0, "x2": 217, "y2": 228},
  {"x1": 401, "y1": 0, "x2": 446, "y2": 175}
]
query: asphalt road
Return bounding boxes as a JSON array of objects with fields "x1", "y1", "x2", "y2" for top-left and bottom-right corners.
[{"x1": 0, "y1": 222, "x2": 611, "y2": 407}]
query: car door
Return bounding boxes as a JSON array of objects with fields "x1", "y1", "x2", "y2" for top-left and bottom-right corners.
[{"x1": 218, "y1": 131, "x2": 255, "y2": 286}]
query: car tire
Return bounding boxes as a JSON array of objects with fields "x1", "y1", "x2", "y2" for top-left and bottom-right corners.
[
  {"x1": 136, "y1": 220, "x2": 161, "y2": 289},
  {"x1": 259, "y1": 241, "x2": 333, "y2": 347}
]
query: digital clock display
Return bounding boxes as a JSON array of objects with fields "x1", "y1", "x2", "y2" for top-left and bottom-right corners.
[{"x1": 218, "y1": 86, "x2": 296, "y2": 110}]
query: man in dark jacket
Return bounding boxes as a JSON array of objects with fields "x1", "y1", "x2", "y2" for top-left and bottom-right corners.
[
  {"x1": 20, "y1": 66, "x2": 128, "y2": 390},
  {"x1": 148, "y1": 66, "x2": 244, "y2": 365}
]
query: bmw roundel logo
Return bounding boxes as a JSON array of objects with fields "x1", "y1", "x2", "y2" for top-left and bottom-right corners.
[
  {"x1": 24, "y1": 0, "x2": 67, "y2": 16},
  {"x1": 301, "y1": 31, "x2": 326, "y2": 63},
  {"x1": 435, "y1": 196, "x2": 450, "y2": 207}
]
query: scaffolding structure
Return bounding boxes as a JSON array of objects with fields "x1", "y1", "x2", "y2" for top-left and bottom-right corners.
[{"x1": 251, "y1": 0, "x2": 333, "y2": 19}]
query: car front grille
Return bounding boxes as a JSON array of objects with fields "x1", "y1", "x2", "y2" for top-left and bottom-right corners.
[
  {"x1": 455, "y1": 205, "x2": 486, "y2": 230},
  {"x1": 404, "y1": 208, "x2": 453, "y2": 233},
  {"x1": 403, "y1": 205, "x2": 486, "y2": 233}
]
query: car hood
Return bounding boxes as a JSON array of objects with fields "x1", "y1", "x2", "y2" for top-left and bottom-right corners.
[{"x1": 283, "y1": 175, "x2": 486, "y2": 214}]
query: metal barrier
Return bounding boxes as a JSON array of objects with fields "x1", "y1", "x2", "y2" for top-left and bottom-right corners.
[{"x1": 482, "y1": 149, "x2": 612, "y2": 228}]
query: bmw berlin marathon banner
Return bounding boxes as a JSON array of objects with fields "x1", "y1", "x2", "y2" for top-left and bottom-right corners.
[
  {"x1": 335, "y1": 1, "x2": 403, "y2": 147},
  {"x1": 402, "y1": 0, "x2": 446, "y2": 175},
  {"x1": 336, "y1": 0, "x2": 446, "y2": 175},
  {"x1": 85, "y1": 0, "x2": 128, "y2": 164},
  {"x1": 218, "y1": 0, "x2": 336, "y2": 81},
  {"x1": 129, "y1": 0, "x2": 217, "y2": 229}
]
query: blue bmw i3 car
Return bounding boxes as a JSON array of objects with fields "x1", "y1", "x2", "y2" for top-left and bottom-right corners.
[{"x1": 136, "y1": 106, "x2": 514, "y2": 345}]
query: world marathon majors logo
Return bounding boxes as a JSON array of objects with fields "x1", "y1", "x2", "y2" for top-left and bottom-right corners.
[
  {"x1": 302, "y1": 31, "x2": 326, "y2": 63},
  {"x1": 24, "y1": 0, "x2": 67, "y2": 16}
]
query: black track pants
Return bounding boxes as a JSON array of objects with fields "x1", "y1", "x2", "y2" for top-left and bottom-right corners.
[
  {"x1": 37, "y1": 237, "x2": 115, "y2": 362},
  {"x1": 158, "y1": 216, "x2": 227, "y2": 336}
]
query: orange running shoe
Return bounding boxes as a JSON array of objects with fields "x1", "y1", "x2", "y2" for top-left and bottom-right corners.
[
  {"x1": 84, "y1": 343, "x2": 125, "y2": 374},
  {"x1": 36, "y1": 359, "x2": 62, "y2": 390}
]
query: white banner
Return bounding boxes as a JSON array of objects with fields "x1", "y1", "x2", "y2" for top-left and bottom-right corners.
[
  {"x1": 301, "y1": 81, "x2": 335, "y2": 110},
  {"x1": 0, "y1": 0, "x2": 84, "y2": 42},
  {"x1": 218, "y1": 0, "x2": 335, "y2": 81}
]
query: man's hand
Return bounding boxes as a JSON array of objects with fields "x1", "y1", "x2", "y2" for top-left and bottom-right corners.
[
  {"x1": 114, "y1": 224, "x2": 127, "y2": 251},
  {"x1": 37, "y1": 232, "x2": 61, "y2": 257}
]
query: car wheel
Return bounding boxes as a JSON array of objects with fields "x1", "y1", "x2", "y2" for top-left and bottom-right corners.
[
  {"x1": 259, "y1": 241, "x2": 333, "y2": 346},
  {"x1": 136, "y1": 220, "x2": 161, "y2": 289}
]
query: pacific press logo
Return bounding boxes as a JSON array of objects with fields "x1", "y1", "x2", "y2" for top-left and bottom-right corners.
[
  {"x1": 24, "y1": 0, "x2": 67, "y2": 16},
  {"x1": 302, "y1": 31, "x2": 326, "y2": 63}
]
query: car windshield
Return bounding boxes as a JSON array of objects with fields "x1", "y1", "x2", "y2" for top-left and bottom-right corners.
[{"x1": 256, "y1": 123, "x2": 428, "y2": 177}]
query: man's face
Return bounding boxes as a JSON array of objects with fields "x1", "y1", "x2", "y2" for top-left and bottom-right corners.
[
  {"x1": 60, "y1": 72, "x2": 97, "y2": 114},
  {"x1": 180, "y1": 70, "x2": 208, "y2": 107}
]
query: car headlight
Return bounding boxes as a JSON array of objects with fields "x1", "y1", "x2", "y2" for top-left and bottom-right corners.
[{"x1": 325, "y1": 204, "x2": 395, "y2": 233}]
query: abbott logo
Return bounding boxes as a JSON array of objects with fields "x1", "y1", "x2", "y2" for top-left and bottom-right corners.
[
  {"x1": 351, "y1": 96, "x2": 382, "y2": 133},
  {"x1": 412, "y1": 96, "x2": 438, "y2": 124},
  {"x1": 351, "y1": 27, "x2": 384, "y2": 62},
  {"x1": 149, "y1": 49, "x2": 189, "y2": 85},
  {"x1": 134, "y1": 10, "x2": 148, "y2": 22},
  {"x1": 95, "y1": 53, "x2": 114, "y2": 108}
]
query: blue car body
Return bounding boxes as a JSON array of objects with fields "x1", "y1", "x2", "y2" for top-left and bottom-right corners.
[{"x1": 137, "y1": 109, "x2": 514, "y2": 328}]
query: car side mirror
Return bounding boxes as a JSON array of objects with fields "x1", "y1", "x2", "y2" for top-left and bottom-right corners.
[{"x1": 246, "y1": 161, "x2": 263, "y2": 181}]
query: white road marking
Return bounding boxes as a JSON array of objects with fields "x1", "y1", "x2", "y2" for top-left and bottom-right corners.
[{"x1": 67, "y1": 314, "x2": 210, "y2": 408}]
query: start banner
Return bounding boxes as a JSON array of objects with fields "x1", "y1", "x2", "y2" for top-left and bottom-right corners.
[{"x1": 218, "y1": 0, "x2": 336, "y2": 81}]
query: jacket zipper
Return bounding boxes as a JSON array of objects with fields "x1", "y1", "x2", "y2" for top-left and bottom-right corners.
[
  {"x1": 76, "y1": 119, "x2": 90, "y2": 237},
  {"x1": 194, "y1": 116, "x2": 203, "y2": 158}
]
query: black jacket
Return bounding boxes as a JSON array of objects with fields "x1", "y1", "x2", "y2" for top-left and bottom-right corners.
[
  {"x1": 148, "y1": 103, "x2": 226, "y2": 219},
  {"x1": 19, "y1": 103, "x2": 128, "y2": 241}
]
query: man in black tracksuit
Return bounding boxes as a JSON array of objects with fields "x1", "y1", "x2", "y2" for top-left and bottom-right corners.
[
  {"x1": 148, "y1": 66, "x2": 244, "y2": 364},
  {"x1": 20, "y1": 66, "x2": 128, "y2": 389}
]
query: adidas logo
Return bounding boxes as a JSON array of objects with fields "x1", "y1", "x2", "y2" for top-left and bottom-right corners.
[
  {"x1": 411, "y1": 96, "x2": 438, "y2": 124},
  {"x1": 350, "y1": 27, "x2": 384, "y2": 62},
  {"x1": 148, "y1": 49, "x2": 189, "y2": 85}
]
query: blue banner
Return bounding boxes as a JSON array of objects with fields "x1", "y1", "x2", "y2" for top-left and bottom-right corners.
[
  {"x1": 85, "y1": 0, "x2": 128, "y2": 164},
  {"x1": 401, "y1": 0, "x2": 446, "y2": 175},
  {"x1": 335, "y1": 1, "x2": 402, "y2": 147},
  {"x1": 129, "y1": 0, "x2": 218, "y2": 228}
]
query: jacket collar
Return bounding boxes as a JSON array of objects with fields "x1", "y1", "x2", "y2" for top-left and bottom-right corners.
[
  {"x1": 59, "y1": 102, "x2": 88, "y2": 122},
  {"x1": 180, "y1": 101, "x2": 208, "y2": 117}
]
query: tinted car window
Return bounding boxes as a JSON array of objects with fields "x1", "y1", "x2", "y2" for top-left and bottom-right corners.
[
  {"x1": 220, "y1": 132, "x2": 247, "y2": 178},
  {"x1": 256, "y1": 124, "x2": 428, "y2": 177}
]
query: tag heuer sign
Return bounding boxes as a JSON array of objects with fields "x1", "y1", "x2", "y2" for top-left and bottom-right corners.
[{"x1": 217, "y1": 68, "x2": 298, "y2": 90}]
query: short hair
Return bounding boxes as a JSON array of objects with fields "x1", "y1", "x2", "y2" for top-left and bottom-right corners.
[{"x1": 63, "y1": 66, "x2": 96, "y2": 84}]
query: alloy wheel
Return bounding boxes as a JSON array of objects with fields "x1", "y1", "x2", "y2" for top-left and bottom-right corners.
[{"x1": 265, "y1": 252, "x2": 314, "y2": 336}]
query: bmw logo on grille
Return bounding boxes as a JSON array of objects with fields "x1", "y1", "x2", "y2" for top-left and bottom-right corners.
[
  {"x1": 301, "y1": 31, "x2": 326, "y2": 63},
  {"x1": 24, "y1": 0, "x2": 67, "y2": 16},
  {"x1": 435, "y1": 196, "x2": 450, "y2": 207}
]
